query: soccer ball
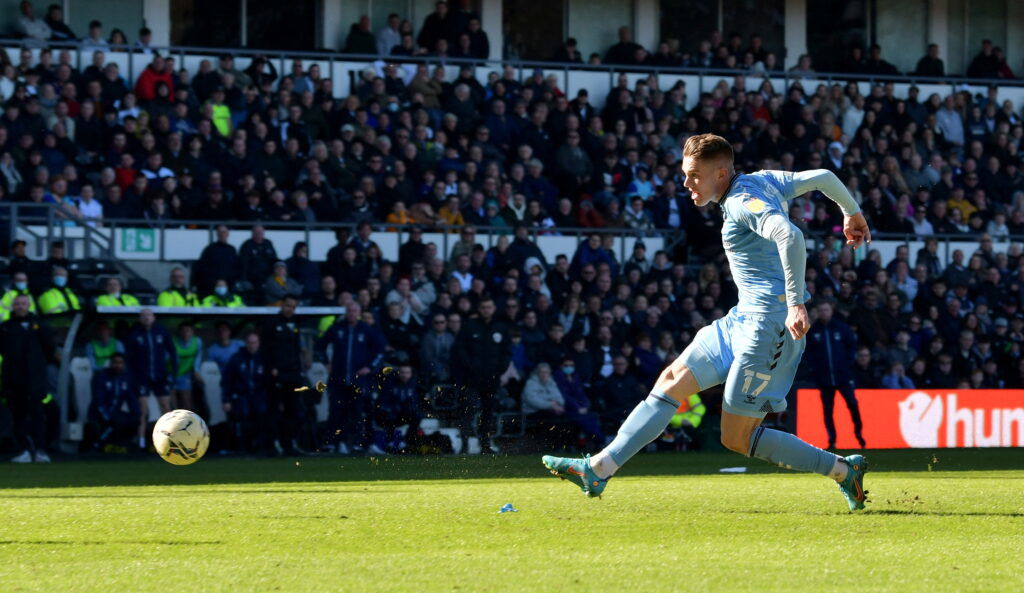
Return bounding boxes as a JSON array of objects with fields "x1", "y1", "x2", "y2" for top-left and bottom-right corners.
[{"x1": 152, "y1": 410, "x2": 210, "y2": 465}]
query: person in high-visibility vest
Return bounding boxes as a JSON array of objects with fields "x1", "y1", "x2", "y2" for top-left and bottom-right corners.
[
  {"x1": 169, "y1": 321, "x2": 203, "y2": 411},
  {"x1": 201, "y1": 279, "x2": 244, "y2": 307},
  {"x1": 95, "y1": 277, "x2": 141, "y2": 307},
  {"x1": 156, "y1": 267, "x2": 201, "y2": 308},
  {"x1": 661, "y1": 393, "x2": 706, "y2": 449},
  {"x1": 37, "y1": 266, "x2": 81, "y2": 316},
  {"x1": 86, "y1": 321, "x2": 125, "y2": 371},
  {"x1": 0, "y1": 272, "x2": 36, "y2": 320}
]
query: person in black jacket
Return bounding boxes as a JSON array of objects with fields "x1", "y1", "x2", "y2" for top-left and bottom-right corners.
[
  {"x1": 372, "y1": 364, "x2": 422, "y2": 453},
  {"x1": 261, "y1": 295, "x2": 307, "y2": 454},
  {"x1": 195, "y1": 225, "x2": 241, "y2": 295},
  {"x1": 806, "y1": 301, "x2": 865, "y2": 448},
  {"x1": 126, "y1": 308, "x2": 176, "y2": 449},
  {"x1": 222, "y1": 331, "x2": 268, "y2": 453},
  {"x1": 87, "y1": 352, "x2": 140, "y2": 451},
  {"x1": 0, "y1": 294, "x2": 57, "y2": 462},
  {"x1": 239, "y1": 225, "x2": 278, "y2": 299},
  {"x1": 914, "y1": 44, "x2": 944, "y2": 77},
  {"x1": 451, "y1": 296, "x2": 511, "y2": 453}
]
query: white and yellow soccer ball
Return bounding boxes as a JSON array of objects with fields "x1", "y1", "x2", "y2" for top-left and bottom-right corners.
[{"x1": 152, "y1": 410, "x2": 210, "y2": 465}]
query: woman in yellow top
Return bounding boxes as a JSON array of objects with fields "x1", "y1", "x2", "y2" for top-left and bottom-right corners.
[
  {"x1": 385, "y1": 200, "x2": 415, "y2": 231},
  {"x1": 436, "y1": 196, "x2": 465, "y2": 230}
]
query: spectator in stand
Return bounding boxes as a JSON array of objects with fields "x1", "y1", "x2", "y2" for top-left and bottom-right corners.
[
  {"x1": 134, "y1": 54, "x2": 174, "y2": 103},
  {"x1": 605, "y1": 26, "x2": 642, "y2": 65},
  {"x1": 38, "y1": 266, "x2": 81, "y2": 316},
  {"x1": 87, "y1": 352, "x2": 140, "y2": 451},
  {"x1": 222, "y1": 331, "x2": 268, "y2": 453},
  {"x1": 862, "y1": 44, "x2": 900, "y2": 75},
  {"x1": 914, "y1": 44, "x2": 944, "y2": 77},
  {"x1": 344, "y1": 15, "x2": 376, "y2": 55},
  {"x1": 157, "y1": 267, "x2": 201, "y2": 307},
  {"x1": 376, "y1": 13, "x2": 402, "y2": 57},
  {"x1": 17, "y1": 1, "x2": 51, "y2": 42},
  {"x1": 196, "y1": 225, "x2": 241, "y2": 296},
  {"x1": 95, "y1": 276, "x2": 140, "y2": 307},
  {"x1": 44, "y1": 3, "x2": 75, "y2": 42},
  {"x1": 417, "y1": 2, "x2": 453, "y2": 52},
  {"x1": 264, "y1": 261, "x2": 303, "y2": 305},
  {"x1": 1, "y1": 271, "x2": 35, "y2": 320},
  {"x1": 240, "y1": 225, "x2": 278, "y2": 297},
  {"x1": 967, "y1": 40, "x2": 999, "y2": 79},
  {"x1": 81, "y1": 20, "x2": 108, "y2": 54},
  {"x1": 201, "y1": 278, "x2": 245, "y2": 307},
  {"x1": 1, "y1": 294, "x2": 57, "y2": 463},
  {"x1": 125, "y1": 308, "x2": 176, "y2": 449}
]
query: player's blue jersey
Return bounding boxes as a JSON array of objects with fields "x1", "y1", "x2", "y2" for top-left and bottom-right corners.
[{"x1": 720, "y1": 170, "x2": 811, "y2": 314}]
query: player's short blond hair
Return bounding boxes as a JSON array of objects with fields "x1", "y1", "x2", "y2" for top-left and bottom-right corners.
[{"x1": 682, "y1": 133, "x2": 734, "y2": 164}]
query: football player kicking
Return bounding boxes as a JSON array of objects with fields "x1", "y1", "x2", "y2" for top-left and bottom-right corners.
[{"x1": 543, "y1": 134, "x2": 870, "y2": 511}]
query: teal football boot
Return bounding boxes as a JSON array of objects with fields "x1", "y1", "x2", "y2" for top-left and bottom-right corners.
[
  {"x1": 837, "y1": 454, "x2": 869, "y2": 511},
  {"x1": 541, "y1": 454, "x2": 609, "y2": 498}
]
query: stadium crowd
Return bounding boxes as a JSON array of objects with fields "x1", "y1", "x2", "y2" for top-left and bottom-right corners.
[{"x1": 4, "y1": 1, "x2": 1024, "y2": 460}]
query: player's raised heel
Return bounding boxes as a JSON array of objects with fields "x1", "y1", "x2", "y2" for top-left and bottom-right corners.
[
  {"x1": 541, "y1": 454, "x2": 609, "y2": 498},
  {"x1": 837, "y1": 454, "x2": 869, "y2": 511}
]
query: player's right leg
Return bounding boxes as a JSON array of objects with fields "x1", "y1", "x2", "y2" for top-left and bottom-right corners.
[
  {"x1": 543, "y1": 313, "x2": 734, "y2": 496},
  {"x1": 720, "y1": 313, "x2": 868, "y2": 510}
]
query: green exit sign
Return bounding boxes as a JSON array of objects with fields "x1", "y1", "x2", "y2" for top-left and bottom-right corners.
[{"x1": 120, "y1": 228, "x2": 156, "y2": 253}]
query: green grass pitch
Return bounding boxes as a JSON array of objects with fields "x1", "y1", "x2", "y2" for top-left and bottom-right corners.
[{"x1": 1, "y1": 449, "x2": 1023, "y2": 592}]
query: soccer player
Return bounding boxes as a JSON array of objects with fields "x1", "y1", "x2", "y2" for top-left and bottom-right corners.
[{"x1": 543, "y1": 134, "x2": 871, "y2": 511}]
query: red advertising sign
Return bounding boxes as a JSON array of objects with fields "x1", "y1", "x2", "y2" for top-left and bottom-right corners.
[{"x1": 796, "y1": 389, "x2": 1024, "y2": 449}]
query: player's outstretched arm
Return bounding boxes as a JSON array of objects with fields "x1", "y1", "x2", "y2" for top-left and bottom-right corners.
[
  {"x1": 761, "y1": 214, "x2": 809, "y2": 340},
  {"x1": 791, "y1": 169, "x2": 871, "y2": 248}
]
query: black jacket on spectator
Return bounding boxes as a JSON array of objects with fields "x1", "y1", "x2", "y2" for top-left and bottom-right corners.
[
  {"x1": 239, "y1": 238, "x2": 278, "y2": 288},
  {"x1": 0, "y1": 314, "x2": 56, "y2": 396},
  {"x1": 262, "y1": 313, "x2": 303, "y2": 383},
  {"x1": 452, "y1": 316, "x2": 511, "y2": 381},
  {"x1": 195, "y1": 240, "x2": 241, "y2": 295},
  {"x1": 805, "y1": 318, "x2": 858, "y2": 386}
]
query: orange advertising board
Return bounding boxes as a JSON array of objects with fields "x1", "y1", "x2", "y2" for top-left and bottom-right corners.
[{"x1": 796, "y1": 389, "x2": 1024, "y2": 449}]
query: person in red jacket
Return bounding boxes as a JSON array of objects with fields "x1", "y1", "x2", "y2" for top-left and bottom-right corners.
[{"x1": 134, "y1": 54, "x2": 174, "y2": 102}]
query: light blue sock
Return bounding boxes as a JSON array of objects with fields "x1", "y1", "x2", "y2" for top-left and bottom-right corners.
[
  {"x1": 605, "y1": 392, "x2": 680, "y2": 466},
  {"x1": 748, "y1": 426, "x2": 838, "y2": 476}
]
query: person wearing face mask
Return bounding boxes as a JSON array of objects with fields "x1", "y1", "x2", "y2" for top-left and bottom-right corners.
[
  {"x1": 38, "y1": 266, "x2": 81, "y2": 316},
  {"x1": 552, "y1": 357, "x2": 606, "y2": 448},
  {"x1": 201, "y1": 278, "x2": 244, "y2": 307},
  {"x1": 95, "y1": 276, "x2": 140, "y2": 307},
  {"x1": 0, "y1": 272, "x2": 36, "y2": 320}
]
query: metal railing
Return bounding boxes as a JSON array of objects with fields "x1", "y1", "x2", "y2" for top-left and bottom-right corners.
[
  {"x1": 2, "y1": 38, "x2": 1021, "y2": 106},
  {"x1": 2, "y1": 203, "x2": 679, "y2": 266},
  {"x1": 1, "y1": 203, "x2": 1006, "y2": 274}
]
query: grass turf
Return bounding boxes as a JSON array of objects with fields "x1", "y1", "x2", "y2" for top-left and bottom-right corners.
[{"x1": 1, "y1": 448, "x2": 1023, "y2": 593}]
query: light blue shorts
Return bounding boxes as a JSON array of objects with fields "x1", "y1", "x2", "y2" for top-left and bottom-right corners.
[{"x1": 679, "y1": 307, "x2": 805, "y2": 418}]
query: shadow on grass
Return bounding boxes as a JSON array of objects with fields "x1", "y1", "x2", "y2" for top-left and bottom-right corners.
[
  {"x1": 0, "y1": 449, "x2": 1021, "y2": 490},
  {"x1": 0, "y1": 489, "x2": 415, "y2": 499},
  {"x1": 722, "y1": 508, "x2": 1024, "y2": 518},
  {"x1": 0, "y1": 540, "x2": 223, "y2": 546}
]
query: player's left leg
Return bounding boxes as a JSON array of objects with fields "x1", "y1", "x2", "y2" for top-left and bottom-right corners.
[
  {"x1": 543, "y1": 313, "x2": 735, "y2": 496},
  {"x1": 722, "y1": 314, "x2": 868, "y2": 511}
]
